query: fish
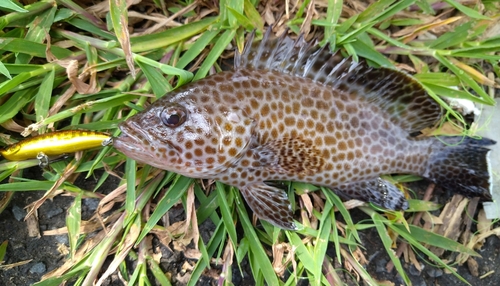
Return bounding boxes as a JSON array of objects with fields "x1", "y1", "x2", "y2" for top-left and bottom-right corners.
[
  {"x1": 113, "y1": 28, "x2": 495, "y2": 230},
  {"x1": 1, "y1": 130, "x2": 111, "y2": 161}
]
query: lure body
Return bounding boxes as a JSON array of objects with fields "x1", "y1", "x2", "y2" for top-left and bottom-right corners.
[
  {"x1": 114, "y1": 30, "x2": 495, "y2": 229},
  {"x1": 0, "y1": 130, "x2": 110, "y2": 161}
]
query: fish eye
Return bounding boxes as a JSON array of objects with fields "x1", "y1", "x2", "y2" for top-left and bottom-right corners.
[{"x1": 160, "y1": 105, "x2": 187, "y2": 128}]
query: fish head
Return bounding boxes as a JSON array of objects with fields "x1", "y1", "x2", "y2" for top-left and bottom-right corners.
[{"x1": 114, "y1": 89, "x2": 256, "y2": 177}]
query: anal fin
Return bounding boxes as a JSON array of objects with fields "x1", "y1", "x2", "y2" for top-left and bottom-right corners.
[
  {"x1": 333, "y1": 178, "x2": 409, "y2": 210},
  {"x1": 240, "y1": 183, "x2": 297, "y2": 230}
]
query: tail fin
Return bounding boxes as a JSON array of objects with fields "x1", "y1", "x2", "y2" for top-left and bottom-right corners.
[{"x1": 424, "y1": 136, "x2": 496, "y2": 200}]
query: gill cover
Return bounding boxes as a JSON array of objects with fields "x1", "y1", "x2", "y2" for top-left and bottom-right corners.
[{"x1": 204, "y1": 107, "x2": 256, "y2": 175}]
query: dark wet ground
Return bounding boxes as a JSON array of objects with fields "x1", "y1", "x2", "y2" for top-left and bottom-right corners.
[{"x1": 1, "y1": 169, "x2": 499, "y2": 285}]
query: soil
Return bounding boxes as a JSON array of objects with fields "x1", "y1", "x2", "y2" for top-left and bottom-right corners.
[{"x1": 1, "y1": 167, "x2": 499, "y2": 285}]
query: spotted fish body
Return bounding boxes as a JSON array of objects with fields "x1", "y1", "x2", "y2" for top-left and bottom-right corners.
[{"x1": 114, "y1": 29, "x2": 495, "y2": 229}]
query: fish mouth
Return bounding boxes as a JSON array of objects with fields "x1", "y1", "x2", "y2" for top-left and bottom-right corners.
[{"x1": 113, "y1": 121, "x2": 154, "y2": 161}]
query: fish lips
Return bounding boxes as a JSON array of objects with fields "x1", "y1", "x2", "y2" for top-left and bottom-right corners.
[{"x1": 113, "y1": 121, "x2": 154, "y2": 161}]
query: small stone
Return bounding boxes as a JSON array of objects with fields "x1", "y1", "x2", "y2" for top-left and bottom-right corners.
[
  {"x1": 409, "y1": 263, "x2": 424, "y2": 276},
  {"x1": 467, "y1": 257, "x2": 479, "y2": 277},
  {"x1": 83, "y1": 198, "x2": 99, "y2": 212},
  {"x1": 411, "y1": 277, "x2": 427, "y2": 286},
  {"x1": 11, "y1": 241, "x2": 25, "y2": 250},
  {"x1": 54, "y1": 235, "x2": 68, "y2": 245},
  {"x1": 12, "y1": 205, "x2": 26, "y2": 221},
  {"x1": 29, "y1": 262, "x2": 46, "y2": 274},
  {"x1": 426, "y1": 267, "x2": 443, "y2": 278},
  {"x1": 45, "y1": 206, "x2": 63, "y2": 219},
  {"x1": 375, "y1": 258, "x2": 388, "y2": 273},
  {"x1": 393, "y1": 273, "x2": 406, "y2": 286},
  {"x1": 367, "y1": 250, "x2": 380, "y2": 263}
]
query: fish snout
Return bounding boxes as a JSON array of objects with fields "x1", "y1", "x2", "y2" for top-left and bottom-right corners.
[{"x1": 113, "y1": 121, "x2": 146, "y2": 154}]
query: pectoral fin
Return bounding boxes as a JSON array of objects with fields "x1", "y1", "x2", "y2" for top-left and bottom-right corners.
[
  {"x1": 240, "y1": 183, "x2": 297, "y2": 230},
  {"x1": 334, "y1": 178, "x2": 409, "y2": 210}
]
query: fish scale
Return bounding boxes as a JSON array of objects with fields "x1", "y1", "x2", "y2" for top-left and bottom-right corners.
[{"x1": 114, "y1": 29, "x2": 495, "y2": 230}]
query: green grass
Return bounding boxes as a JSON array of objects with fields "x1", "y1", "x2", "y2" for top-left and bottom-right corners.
[{"x1": 0, "y1": 0, "x2": 499, "y2": 285}]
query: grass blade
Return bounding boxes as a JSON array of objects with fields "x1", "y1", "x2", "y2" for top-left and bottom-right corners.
[
  {"x1": 193, "y1": 28, "x2": 236, "y2": 81},
  {"x1": 215, "y1": 183, "x2": 238, "y2": 247},
  {"x1": 137, "y1": 175, "x2": 193, "y2": 243},
  {"x1": 235, "y1": 190, "x2": 279, "y2": 285},
  {"x1": 130, "y1": 17, "x2": 217, "y2": 53},
  {"x1": 67, "y1": 194, "x2": 82, "y2": 259},
  {"x1": 0, "y1": 0, "x2": 28, "y2": 12},
  {"x1": 109, "y1": 0, "x2": 135, "y2": 77},
  {"x1": 434, "y1": 52, "x2": 495, "y2": 105}
]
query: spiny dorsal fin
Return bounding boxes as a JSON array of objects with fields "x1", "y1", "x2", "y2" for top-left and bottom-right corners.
[{"x1": 235, "y1": 28, "x2": 443, "y2": 134}]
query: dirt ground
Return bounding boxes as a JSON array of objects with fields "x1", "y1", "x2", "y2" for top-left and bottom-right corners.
[{"x1": 1, "y1": 168, "x2": 499, "y2": 286}]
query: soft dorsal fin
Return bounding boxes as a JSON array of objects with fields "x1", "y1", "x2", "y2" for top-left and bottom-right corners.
[{"x1": 235, "y1": 28, "x2": 443, "y2": 134}]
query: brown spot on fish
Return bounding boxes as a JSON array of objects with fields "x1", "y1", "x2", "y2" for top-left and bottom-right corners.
[
  {"x1": 235, "y1": 137, "x2": 243, "y2": 148},
  {"x1": 310, "y1": 110, "x2": 319, "y2": 120},
  {"x1": 337, "y1": 141, "x2": 347, "y2": 151},
  {"x1": 242, "y1": 80, "x2": 250, "y2": 89},
  {"x1": 214, "y1": 116, "x2": 223, "y2": 126},
  {"x1": 233, "y1": 81, "x2": 242, "y2": 89},
  {"x1": 194, "y1": 138, "x2": 205, "y2": 146},
  {"x1": 370, "y1": 145, "x2": 382, "y2": 154},
  {"x1": 304, "y1": 118, "x2": 314, "y2": 129},
  {"x1": 221, "y1": 84, "x2": 235, "y2": 94},
  {"x1": 271, "y1": 128, "x2": 278, "y2": 138},
  {"x1": 217, "y1": 155, "x2": 227, "y2": 164},
  {"x1": 222, "y1": 137, "x2": 231, "y2": 146},
  {"x1": 314, "y1": 137, "x2": 323, "y2": 146},
  {"x1": 315, "y1": 122, "x2": 324, "y2": 133},
  {"x1": 284, "y1": 116, "x2": 295, "y2": 127},
  {"x1": 259, "y1": 121, "x2": 266, "y2": 129},
  {"x1": 266, "y1": 119, "x2": 273, "y2": 129},
  {"x1": 269, "y1": 102, "x2": 277, "y2": 111},
  {"x1": 224, "y1": 123, "x2": 233, "y2": 132},
  {"x1": 261, "y1": 104, "x2": 270, "y2": 116},
  {"x1": 302, "y1": 97, "x2": 314, "y2": 108},
  {"x1": 241, "y1": 159, "x2": 250, "y2": 167},
  {"x1": 250, "y1": 79, "x2": 259, "y2": 88},
  {"x1": 204, "y1": 105, "x2": 214, "y2": 114},
  {"x1": 228, "y1": 148, "x2": 238, "y2": 157},
  {"x1": 335, "y1": 131, "x2": 342, "y2": 141},
  {"x1": 297, "y1": 119, "x2": 305, "y2": 130},
  {"x1": 280, "y1": 88, "x2": 290, "y2": 101},
  {"x1": 194, "y1": 148, "x2": 203, "y2": 157},
  {"x1": 205, "y1": 146, "x2": 216, "y2": 154},
  {"x1": 347, "y1": 139, "x2": 355, "y2": 149},
  {"x1": 199, "y1": 95, "x2": 209, "y2": 103}
]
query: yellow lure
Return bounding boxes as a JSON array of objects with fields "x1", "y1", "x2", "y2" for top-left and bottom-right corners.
[{"x1": 0, "y1": 130, "x2": 111, "y2": 161}]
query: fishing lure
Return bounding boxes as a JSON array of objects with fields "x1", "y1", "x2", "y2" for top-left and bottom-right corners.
[{"x1": 0, "y1": 130, "x2": 112, "y2": 163}]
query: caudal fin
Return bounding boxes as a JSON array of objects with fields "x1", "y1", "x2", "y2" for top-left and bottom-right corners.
[{"x1": 424, "y1": 136, "x2": 496, "y2": 200}]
